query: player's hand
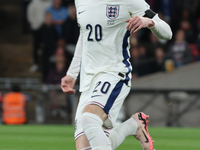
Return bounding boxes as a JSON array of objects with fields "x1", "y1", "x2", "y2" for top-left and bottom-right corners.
[
  {"x1": 61, "y1": 75, "x2": 76, "y2": 95},
  {"x1": 125, "y1": 16, "x2": 155, "y2": 34}
]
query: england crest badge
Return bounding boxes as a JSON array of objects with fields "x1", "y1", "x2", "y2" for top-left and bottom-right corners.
[{"x1": 106, "y1": 5, "x2": 119, "y2": 20}]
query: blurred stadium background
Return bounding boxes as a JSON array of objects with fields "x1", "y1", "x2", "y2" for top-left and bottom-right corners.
[{"x1": 0, "y1": 0, "x2": 200, "y2": 149}]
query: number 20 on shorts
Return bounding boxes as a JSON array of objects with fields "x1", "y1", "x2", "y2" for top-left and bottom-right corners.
[{"x1": 93, "y1": 81, "x2": 111, "y2": 94}]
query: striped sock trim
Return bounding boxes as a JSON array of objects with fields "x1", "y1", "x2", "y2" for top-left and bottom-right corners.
[{"x1": 81, "y1": 147, "x2": 92, "y2": 150}]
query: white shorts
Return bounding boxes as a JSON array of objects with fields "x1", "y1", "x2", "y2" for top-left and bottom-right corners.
[{"x1": 74, "y1": 73, "x2": 131, "y2": 140}]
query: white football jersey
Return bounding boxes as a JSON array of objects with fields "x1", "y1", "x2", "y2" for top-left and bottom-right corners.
[{"x1": 75, "y1": 0, "x2": 150, "y2": 92}]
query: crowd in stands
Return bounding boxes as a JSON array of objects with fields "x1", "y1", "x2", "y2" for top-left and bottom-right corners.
[
  {"x1": 25, "y1": 0, "x2": 200, "y2": 83},
  {"x1": 25, "y1": 0, "x2": 77, "y2": 122},
  {"x1": 129, "y1": 0, "x2": 200, "y2": 79},
  {"x1": 26, "y1": 0, "x2": 78, "y2": 84}
]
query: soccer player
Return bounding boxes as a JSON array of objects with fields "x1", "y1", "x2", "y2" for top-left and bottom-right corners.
[{"x1": 61, "y1": 0, "x2": 172, "y2": 149}]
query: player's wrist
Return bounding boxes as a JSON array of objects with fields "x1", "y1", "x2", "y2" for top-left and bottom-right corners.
[
  {"x1": 66, "y1": 72, "x2": 77, "y2": 81},
  {"x1": 148, "y1": 19, "x2": 155, "y2": 28}
]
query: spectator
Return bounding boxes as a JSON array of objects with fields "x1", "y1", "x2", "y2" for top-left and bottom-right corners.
[
  {"x1": 41, "y1": 12, "x2": 58, "y2": 55},
  {"x1": 57, "y1": 38, "x2": 66, "y2": 48},
  {"x1": 41, "y1": 12, "x2": 58, "y2": 82},
  {"x1": 166, "y1": 29, "x2": 192, "y2": 68},
  {"x1": 2, "y1": 85, "x2": 27, "y2": 125},
  {"x1": 46, "y1": 56, "x2": 72, "y2": 123},
  {"x1": 49, "y1": 46, "x2": 66, "y2": 65},
  {"x1": 151, "y1": 47, "x2": 165, "y2": 73},
  {"x1": 130, "y1": 45, "x2": 152, "y2": 78},
  {"x1": 63, "y1": 4, "x2": 79, "y2": 54},
  {"x1": 152, "y1": 0, "x2": 173, "y2": 23},
  {"x1": 46, "y1": 56, "x2": 67, "y2": 84},
  {"x1": 130, "y1": 47, "x2": 140, "y2": 79},
  {"x1": 56, "y1": 38, "x2": 73, "y2": 65},
  {"x1": 182, "y1": 0, "x2": 199, "y2": 15},
  {"x1": 173, "y1": 0, "x2": 199, "y2": 16},
  {"x1": 145, "y1": 32, "x2": 167, "y2": 58},
  {"x1": 179, "y1": 10, "x2": 197, "y2": 43},
  {"x1": 130, "y1": 33, "x2": 139, "y2": 47},
  {"x1": 137, "y1": 45, "x2": 151, "y2": 76},
  {"x1": 48, "y1": 46, "x2": 70, "y2": 77},
  {"x1": 188, "y1": 44, "x2": 200, "y2": 62},
  {"x1": 27, "y1": 0, "x2": 52, "y2": 72},
  {"x1": 46, "y1": 0, "x2": 68, "y2": 37}
]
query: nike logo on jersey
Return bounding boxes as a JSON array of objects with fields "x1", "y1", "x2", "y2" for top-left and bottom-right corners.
[
  {"x1": 78, "y1": 11, "x2": 85, "y2": 14},
  {"x1": 142, "y1": 130, "x2": 149, "y2": 143},
  {"x1": 91, "y1": 95, "x2": 102, "y2": 98}
]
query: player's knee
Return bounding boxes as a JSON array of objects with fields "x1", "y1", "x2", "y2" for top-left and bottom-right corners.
[
  {"x1": 80, "y1": 112, "x2": 103, "y2": 130},
  {"x1": 82, "y1": 104, "x2": 108, "y2": 121},
  {"x1": 80, "y1": 113, "x2": 91, "y2": 129}
]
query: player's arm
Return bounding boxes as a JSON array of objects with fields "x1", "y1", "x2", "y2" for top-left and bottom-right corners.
[
  {"x1": 126, "y1": 0, "x2": 172, "y2": 40},
  {"x1": 61, "y1": 32, "x2": 83, "y2": 95}
]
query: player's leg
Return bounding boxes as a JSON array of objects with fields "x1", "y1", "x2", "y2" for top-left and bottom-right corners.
[
  {"x1": 132, "y1": 112, "x2": 154, "y2": 150},
  {"x1": 74, "y1": 73, "x2": 139, "y2": 150},
  {"x1": 75, "y1": 110, "x2": 154, "y2": 150},
  {"x1": 74, "y1": 91, "x2": 92, "y2": 150},
  {"x1": 108, "y1": 112, "x2": 155, "y2": 150},
  {"x1": 78, "y1": 73, "x2": 127, "y2": 150},
  {"x1": 75, "y1": 116, "x2": 138, "y2": 150},
  {"x1": 99, "y1": 82, "x2": 140, "y2": 150},
  {"x1": 99, "y1": 76, "x2": 154, "y2": 150},
  {"x1": 74, "y1": 87, "x2": 111, "y2": 150},
  {"x1": 81, "y1": 104, "x2": 112, "y2": 150},
  {"x1": 75, "y1": 135, "x2": 91, "y2": 150},
  {"x1": 75, "y1": 108, "x2": 154, "y2": 150},
  {"x1": 107, "y1": 115, "x2": 138, "y2": 149}
]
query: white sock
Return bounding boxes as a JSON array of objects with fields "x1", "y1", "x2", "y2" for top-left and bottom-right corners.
[
  {"x1": 81, "y1": 112, "x2": 112, "y2": 150},
  {"x1": 108, "y1": 117, "x2": 138, "y2": 149},
  {"x1": 80, "y1": 147, "x2": 92, "y2": 150}
]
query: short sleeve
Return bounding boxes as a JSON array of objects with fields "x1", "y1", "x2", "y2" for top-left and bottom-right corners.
[{"x1": 129, "y1": 0, "x2": 150, "y2": 17}]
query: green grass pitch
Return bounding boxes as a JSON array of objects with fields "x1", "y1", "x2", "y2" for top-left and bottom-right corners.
[{"x1": 0, "y1": 125, "x2": 200, "y2": 150}]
